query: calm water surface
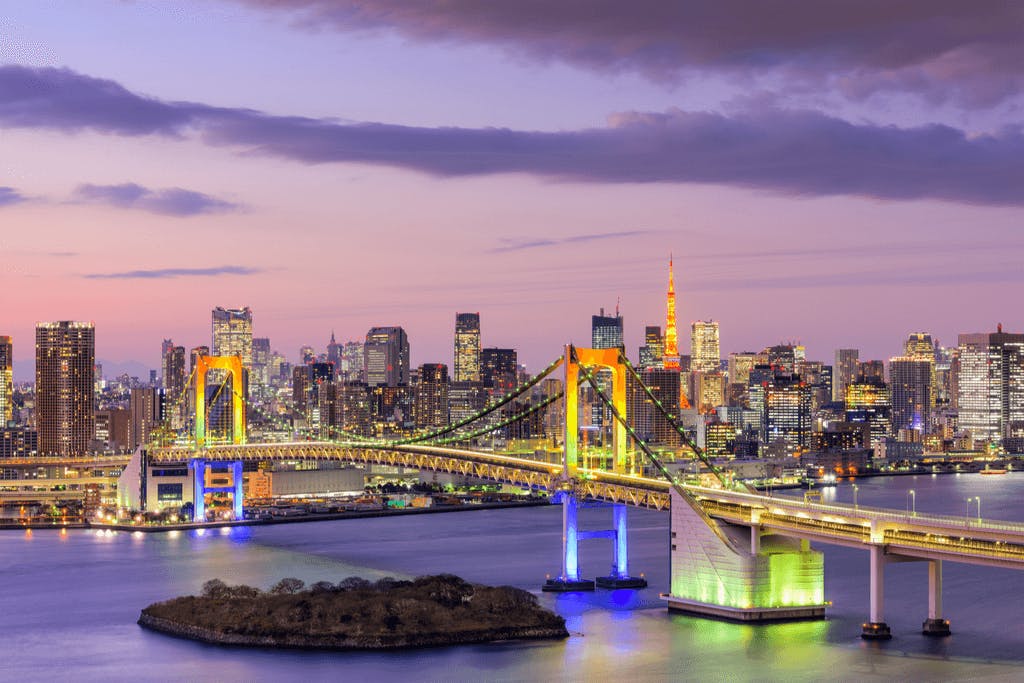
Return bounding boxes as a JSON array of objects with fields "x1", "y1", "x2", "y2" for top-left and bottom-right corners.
[{"x1": 3, "y1": 473, "x2": 1024, "y2": 682}]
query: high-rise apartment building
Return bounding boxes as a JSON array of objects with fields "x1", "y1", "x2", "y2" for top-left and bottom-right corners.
[
  {"x1": 36, "y1": 321, "x2": 95, "y2": 456},
  {"x1": 691, "y1": 320, "x2": 720, "y2": 373},
  {"x1": 0, "y1": 336, "x2": 11, "y2": 425},
  {"x1": 833, "y1": 349, "x2": 859, "y2": 403},
  {"x1": 340, "y1": 341, "x2": 365, "y2": 382},
  {"x1": 161, "y1": 342, "x2": 186, "y2": 426},
  {"x1": 211, "y1": 307, "x2": 253, "y2": 368},
  {"x1": 958, "y1": 329, "x2": 1024, "y2": 443},
  {"x1": 129, "y1": 387, "x2": 164, "y2": 447},
  {"x1": 251, "y1": 337, "x2": 271, "y2": 390},
  {"x1": 638, "y1": 326, "x2": 663, "y2": 369},
  {"x1": 415, "y1": 363, "x2": 450, "y2": 429},
  {"x1": 364, "y1": 327, "x2": 410, "y2": 387},
  {"x1": 889, "y1": 357, "x2": 933, "y2": 435},
  {"x1": 762, "y1": 371, "x2": 811, "y2": 453},
  {"x1": 592, "y1": 307, "x2": 624, "y2": 350},
  {"x1": 481, "y1": 348, "x2": 518, "y2": 393},
  {"x1": 845, "y1": 377, "x2": 891, "y2": 448},
  {"x1": 454, "y1": 313, "x2": 481, "y2": 382}
]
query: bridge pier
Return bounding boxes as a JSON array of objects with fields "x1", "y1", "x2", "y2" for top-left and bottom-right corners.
[
  {"x1": 190, "y1": 459, "x2": 244, "y2": 523},
  {"x1": 862, "y1": 545, "x2": 892, "y2": 640},
  {"x1": 543, "y1": 493, "x2": 595, "y2": 591},
  {"x1": 595, "y1": 504, "x2": 648, "y2": 589},
  {"x1": 922, "y1": 559, "x2": 951, "y2": 636}
]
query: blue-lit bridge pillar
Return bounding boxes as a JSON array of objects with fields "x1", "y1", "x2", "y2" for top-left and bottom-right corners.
[
  {"x1": 543, "y1": 497, "x2": 647, "y2": 592},
  {"x1": 190, "y1": 459, "x2": 244, "y2": 522}
]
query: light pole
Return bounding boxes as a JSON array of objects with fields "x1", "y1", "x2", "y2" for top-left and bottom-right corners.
[
  {"x1": 975, "y1": 496, "x2": 981, "y2": 521},
  {"x1": 966, "y1": 497, "x2": 971, "y2": 522},
  {"x1": 853, "y1": 483, "x2": 859, "y2": 509},
  {"x1": 908, "y1": 489, "x2": 916, "y2": 516}
]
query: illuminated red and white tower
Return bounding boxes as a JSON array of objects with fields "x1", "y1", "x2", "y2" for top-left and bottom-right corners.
[{"x1": 663, "y1": 255, "x2": 680, "y2": 370}]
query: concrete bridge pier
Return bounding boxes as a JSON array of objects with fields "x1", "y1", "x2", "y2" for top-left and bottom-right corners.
[
  {"x1": 922, "y1": 559, "x2": 951, "y2": 636},
  {"x1": 862, "y1": 545, "x2": 892, "y2": 640},
  {"x1": 595, "y1": 504, "x2": 648, "y2": 589},
  {"x1": 543, "y1": 492, "x2": 595, "y2": 591},
  {"x1": 190, "y1": 459, "x2": 244, "y2": 523}
]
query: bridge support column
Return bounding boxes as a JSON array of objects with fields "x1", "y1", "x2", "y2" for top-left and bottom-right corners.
[
  {"x1": 543, "y1": 493, "x2": 595, "y2": 591},
  {"x1": 922, "y1": 560, "x2": 951, "y2": 636},
  {"x1": 190, "y1": 458, "x2": 206, "y2": 522},
  {"x1": 862, "y1": 545, "x2": 892, "y2": 640},
  {"x1": 595, "y1": 504, "x2": 647, "y2": 589},
  {"x1": 231, "y1": 460, "x2": 244, "y2": 521}
]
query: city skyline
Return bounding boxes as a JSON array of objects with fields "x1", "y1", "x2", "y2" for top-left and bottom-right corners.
[{"x1": 2, "y1": 3, "x2": 1022, "y2": 377}]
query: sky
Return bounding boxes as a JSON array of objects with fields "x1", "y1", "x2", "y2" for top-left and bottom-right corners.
[{"x1": 1, "y1": 1, "x2": 1023, "y2": 380}]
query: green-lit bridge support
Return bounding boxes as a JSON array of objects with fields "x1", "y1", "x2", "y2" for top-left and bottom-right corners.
[{"x1": 662, "y1": 490, "x2": 827, "y2": 621}]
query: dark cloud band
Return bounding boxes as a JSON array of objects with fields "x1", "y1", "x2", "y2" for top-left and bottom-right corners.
[
  {"x1": 2, "y1": 66, "x2": 1023, "y2": 206},
  {"x1": 75, "y1": 183, "x2": 239, "y2": 216},
  {"x1": 83, "y1": 265, "x2": 263, "y2": 279}
]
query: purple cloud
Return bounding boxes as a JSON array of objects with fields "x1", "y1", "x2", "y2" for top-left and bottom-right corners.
[
  {"x1": 231, "y1": 1, "x2": 1024, "y2": 106},
  {"x1": 83, "y1": 265, "x2": 263, "y2": 279},
  {"x1": 491, "y1": 230, "x2": 650, "y2": 253},
  {"x1": 4, "y1": 66, "x2": 1024, "y2": 205},
  {"x1": 75, "y1": 182, "x2": 239, "y2": 216},
  {"x1": 0, "y1": 186, "x2": 27, "y2": 207}
]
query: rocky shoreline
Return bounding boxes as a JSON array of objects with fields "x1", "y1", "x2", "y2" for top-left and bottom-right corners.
[{"x1": 138, "y1": 612, "x2": 568, "y2": 650}]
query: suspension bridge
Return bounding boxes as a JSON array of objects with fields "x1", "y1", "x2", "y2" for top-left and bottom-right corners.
[{"x1": 113, "y1": 345, "x2": 1024, "y2": 639}]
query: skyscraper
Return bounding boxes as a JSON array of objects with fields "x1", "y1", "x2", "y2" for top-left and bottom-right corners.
[
  {"x1": 663, "y1": 256, "x2": 680, "y2": 370},
  {"x1": 958, "y1": 328, "x2": 1024, "y2": 444},
  {"x1": 480, "y1": 348, "x2": 518, "y2": 393},
  {"x1": 690, "y1": 320, "x2": 720, "y2": 373},
  {"x1": 327, "y1": 331, "x2": 342, "y2": 367},
  {"x1": 364, "y1": 327, "x2": 410, "y2": 387},
  {"x1": 833, "y1": 349, "x2": 859, "y2": 402},
  {"x1": 889, "y1": 356, "x2": 932, "y2": 435},
  {"x1": 638, "y1": 326, "x2": 663, "y2": 369},
  {"x1": 211, "y1": 306, "x2": 253, "y2": 368},
  {"x1": 129, "y1": 387, "x2": 164, "y2": 447},
  {"x1": 161, "y1": 342, "x2": 186, "y2": 426},
  {"x1": 762, "y1": 371, "x2": 811, "y2": 454},
  {"x1": 36, "y1": 321, "x2": 95, "y2": 456},
  {"x1": 415, "y1": 363, "x2": 450, "y2": 428},
  {"x1": 591, "y1": 306, "x2": 624, "y2": 349},
  {"x1": 0, "y1": 336, "x2": 11, "y2": 425},
  {"x1": 454, "y1": 313, "x2": 481, "y2": 382}
]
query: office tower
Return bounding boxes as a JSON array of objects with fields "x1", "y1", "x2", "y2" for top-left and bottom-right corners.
[
  {"x1": 293, "y1": 362, "x2": 334, "y2": 420},
  {"x1": 364, "y1": 327, "x2": 410, "y2": 387},
  {"x1": 129, "y1": 387, "x2": 164, "y2": 447},
  {"x1": 691, "y1": 320, "x2": 720, "y2": 373},
  {"x1": 693, "y1": 371, "x2": 725, "y2": 414},
  {"x1": 299, "y1": 345, "x2": 316, "y2": 365},
  {"x1": 319, "y1": 380, "x2": 372, "y2": 437},
  {"x1": 635, "y1": 367, "x2": 682, "y2": 446},
  {"x1": 905, "y1": 333, "x2": 936, "y2": 361},
  {"x1": 414, "y1": 363, "x2": 450, "y2": 429},
  {"x1": 251, "y1": 337, "x2": 271, "y2": 391},
  {"x1": 0, "y1": 336, "x2": 11, "y2": 425},
  {"x1": 481, "y1": 348, "x2": 518, "y2": 393},
  {"x1": 341, "y1": 341, "x2": 365, "y2": 382},
  {"x1": 327, "y1": 331, "x2": 342, "y2": 367},
  {"x1": 762, "y1": 371, "x2": 811, "y2": 453},
  {"x1": 833, "y1": 349, "x2": 859, "y2": 402},
  {"x1": 958, "y1": 328, "x2": 1024, "y2": 443},
  {"x1": 454, "y1": 313, "x2": 481, "y2": 382},
  {"x1": 858, "y1": 360, "x2": 885, "y2": 383},
  {"x1": 161, "y1": 343, "x2": 186, "y2": 426},
  {"x1": 94, "y1": 408, "x2": 130, "y2": 451},
  {"x1": 638, "y1": 326, "x2": 663, "y2": 369},
  {"x1": 889, "y1": 357, "x2": 932, "y2": 436},
  {"x1": 592, "y1": 306, "x2": 624, "y2": 350},
  {"x1": 764, "y1": 344, "x2": 798, "y2": 372},
  {"x1": 36, "y1": 321, "x2": 95, "y2": 456},
  {"x1": 845, "y1": 377, "x2": 891, "y2": 448},
  {"x1": 663, "y1": 256, "x2": 680, "y2": 370},
  {"x1": 211, "y1": 306, "x2": 253, "y2": 368},
  {"x1": 728, "y1": 352, "x2": 757, "y2": 386}
]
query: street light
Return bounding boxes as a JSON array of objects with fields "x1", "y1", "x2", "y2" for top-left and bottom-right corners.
[
  {"x1": 908, "y1": 489, "x2": 916, "y2": 516},
  {"x1": 975, "y1": 496, "x2": 981, "y2": 521},
  {"x1": 852, "y1": 483, "x2": 859, "y2": 509}
]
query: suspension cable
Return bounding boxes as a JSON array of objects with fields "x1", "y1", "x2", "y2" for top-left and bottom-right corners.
[{"x1": 432, "y1": 390, "x2": 564, "y2": 445}]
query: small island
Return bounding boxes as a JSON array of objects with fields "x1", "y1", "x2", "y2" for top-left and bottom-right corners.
[{"x1": 139, "y1": 574, "x2": 569, "y2": 649}]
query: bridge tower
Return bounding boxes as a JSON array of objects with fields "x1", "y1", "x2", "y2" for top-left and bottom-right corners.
[
  {"x1": 189, "y1": 355, "x2": 246, "y2": 521},
  {"x1": 544, "y1": 345, "x2": 647, "y2": 591}
]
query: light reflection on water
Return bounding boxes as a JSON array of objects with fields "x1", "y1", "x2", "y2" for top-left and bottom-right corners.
[{"x1": 1, "y1": 474, "x2": 1024, "y2": 681}]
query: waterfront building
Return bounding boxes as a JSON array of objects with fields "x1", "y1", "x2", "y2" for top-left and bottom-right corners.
[
  {"x1": 762, "y1": 371, "x2": 811, "y2": 454},
  {"x1": 833, "y1": 349, "x2": 859, "y2": 403},
  {"x1": 36, "y1": 321, "x2": 95, "y2": 456},
  {"x1": 0, "y1": 335, "x2": 11, "y2": 425},
  {"x1": 454, "y1": 313, "x2": 481, "y2": 382},
  {"x1": 958, "y1": 327, "x2": 1024, "y2": 444},
  {"x1": 364, "y1": 327, "x2": 410, "y2": 387},
  {"x1": 592, "y1": 306, "x2": 624, "y2": 350},
  {"x1": 691, "y1": 321, "x2": 720, "y2": 373},
  {"x1": 889, "y1": 356, "x2": 932, "y2": 436},
  {"x1": 845, "y1": 377, "x2": 892, "y2": 448}
]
